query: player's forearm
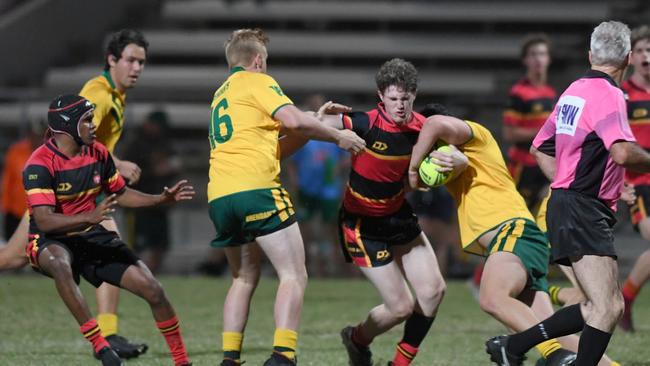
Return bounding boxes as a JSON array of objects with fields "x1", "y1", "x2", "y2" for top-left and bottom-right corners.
[
  {"x1": 33, "y1": 211, "x2": 93, "y2": 233},
  {"x1": 115, "y1": 187, "x2": 164, "y2": 208},
  {"x1": 531, "y1": 147, "x2": 556, "y2": 180},
  {"x1": 409, "y1": 123, "x2": 438, "y2": 172},
  {"x1": 294, "y1": 115, "x2": 340, "y2": 143}
]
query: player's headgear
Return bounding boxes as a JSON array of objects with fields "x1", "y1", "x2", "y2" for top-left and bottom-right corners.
[{"x1": 47, "y1": 94, "x2": 93, "y2": 145}]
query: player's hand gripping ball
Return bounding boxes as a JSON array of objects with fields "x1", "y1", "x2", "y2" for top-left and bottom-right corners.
[{"x1": 418, "y1": 145, "x2": 453, "y2": 187}]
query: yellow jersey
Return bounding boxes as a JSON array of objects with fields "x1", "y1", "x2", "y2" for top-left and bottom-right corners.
[
  {"x1": 207, "y1": 67, "x2": 293, "y2": 201},
  {"x1": 445, "y1": 121, "x2": 534, "y2": 255},
  {"x1": 79, "y1": 71, "x2": 126, "y2": 153}
]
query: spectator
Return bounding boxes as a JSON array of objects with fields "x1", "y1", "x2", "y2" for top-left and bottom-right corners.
[{"x1": 1, "y1": 118, "x2": 45, "y2": 240}]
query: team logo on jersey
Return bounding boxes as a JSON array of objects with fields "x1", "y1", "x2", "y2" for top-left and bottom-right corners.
[
  {"x1": 57, "y1": 182, "x2": 72, "y2": 192},
  {"x1": 532, "y1": 103, "x2": 543, "y2": 113},
  {"x1": 555, "y1": 95, "x2": 585, "y2": 136},
  {"x1": 269, "y1": 85, "x2": 285, "y2": 96},
  {"x1": 93, "y1": 173, "x2": 101, "y2": 185},
  {"x1": 633, "y1": 108, "x2": 648, "y2": 119},
  {"x1": 372, "y1": 141, "x2": 388, "y2": 151}
]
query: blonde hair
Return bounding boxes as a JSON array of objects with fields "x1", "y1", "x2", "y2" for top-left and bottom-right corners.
[{"x1": 224, "y1": 28, "x2": 269, "y2": 68}]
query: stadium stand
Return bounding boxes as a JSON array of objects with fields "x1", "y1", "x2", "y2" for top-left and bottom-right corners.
[{"x1": 1, "y1": 0, "x2": 649, "y2": 272}]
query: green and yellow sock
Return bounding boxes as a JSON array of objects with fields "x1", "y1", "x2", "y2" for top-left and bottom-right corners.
[
  {"x1": 97, "y1": 313, "x2": 118, "y2": 337},
  {"x1": 535, "y1": 338, "x2": 562, "y2": 359},
  {"x1": 273, "y1": 328, "x2": 298, "y2": 361},
  {"x1": 548, "y1": 286, "x2": 564, "y2": 306},
  {"x1": 223, "y1": 331, "x2": 243, "y2": 363}
]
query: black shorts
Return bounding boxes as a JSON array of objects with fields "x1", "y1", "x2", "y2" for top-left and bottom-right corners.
[
  {"x1": 26, "y1": 225, "x2": 140, "y2": 287},
  {"x1": 338, "y1": 203, "x2": 422, "y2": 268},
  {"x1": 508, "y1": 161, "x2": 549, "y2": 211},
  {"x1": 629, "y1": 184, "x2": 650, "y2": 230},
  {"x1": 546, "y1": 189, "x2": 617, "y2": 266}
]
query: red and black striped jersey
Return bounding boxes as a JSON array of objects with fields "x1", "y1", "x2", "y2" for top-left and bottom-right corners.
[
  {"x1": 503, "y1": 78, "x2": 556, "y2": 166},
  {"x1": 341, "y1": 104, "x2": 425, "y2": 216},
  {"x1": 23, "y1": 139, "x2": 126, "y2": 234},
  {"x1": 623, "y1": 79, "x2": 650, "y2": 185}
]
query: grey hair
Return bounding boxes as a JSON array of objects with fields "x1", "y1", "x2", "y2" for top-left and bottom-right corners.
[{"x1": 590, "y1": 21, "x2": 631, "y2": 67}]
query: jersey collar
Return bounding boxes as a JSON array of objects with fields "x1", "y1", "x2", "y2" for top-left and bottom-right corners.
[
  {"x1": 583, "y1": 69, "x2": 617, "y2": 87},
  {"x1": 230, "y1": 66, "x2": 246, "y2": 75},
  {"x1": 45, "y1": 138, "x2": 71, "y2": 160},
  {"x1": 102, "y1": 70, "x2": 117, "y2": 89}
]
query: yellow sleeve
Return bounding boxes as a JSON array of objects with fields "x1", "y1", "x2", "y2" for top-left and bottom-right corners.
[
  {"x1": 463, "y1": 121, "x2": 489, "y2": 149},
  {"x1": 79, "y1": 82, "x2": 111, "y2": 130},
  {"x1": 249, "y1": 74, "x2": 294, "y2": 118}
]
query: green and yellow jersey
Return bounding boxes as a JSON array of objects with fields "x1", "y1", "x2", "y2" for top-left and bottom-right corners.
[
  {"x1": 207, "y1": 67, "x2": 293, "y2": 201},
  {"x1": 79, "y1": 71, "x2": 126, "y2": 153},
  {"x1": 445, "y1": 121, "x2": 534, "y2": 255}
]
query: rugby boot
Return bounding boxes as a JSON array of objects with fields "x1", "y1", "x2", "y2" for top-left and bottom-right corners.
[
  {"x1": 106, "y1": 334, "x2": 148, "y2": 359},
  {"x1": 220, "y1": 359, "x2": 243, "y2": 366},
  {"x1": 545, "y1": 348, "x2": 577, "y2": 366},
  {"x1": 96, "y1": 346, "x2": 124, "y2": 366},
  {"x1": 341, "y1": 326, "x2": 373, "y2": 366},
  {"x1": 485, "y1": 335, "x2": 526, "y2": 366},
  {"x1": 262, "y1": 352, "x2": 296, "y2": 365}
]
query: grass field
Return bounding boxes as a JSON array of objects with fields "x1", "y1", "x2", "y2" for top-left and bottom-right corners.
[{"x1": 1, "y1": 275, "x2": 649, "y2": 365}]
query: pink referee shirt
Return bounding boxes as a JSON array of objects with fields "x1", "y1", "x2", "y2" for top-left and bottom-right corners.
[{"x1": 533, "y1": 70, "x2": 636, "y2": 210}]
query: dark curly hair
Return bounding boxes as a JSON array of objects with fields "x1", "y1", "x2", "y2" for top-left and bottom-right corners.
[
  {"x1": 375, "y1": 58, "x2": 418, "y2": 94},
  {"x1": 104, "y1": 29, "x2": 148, "y2": 71}
]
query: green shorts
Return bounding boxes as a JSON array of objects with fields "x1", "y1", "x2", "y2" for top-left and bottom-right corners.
[
  {"x1": 208, "y1": 187, "x2": 297, "y2": 248},
  {"x1": 487, "y1": 218, "x2": 550, "y2": 292}
]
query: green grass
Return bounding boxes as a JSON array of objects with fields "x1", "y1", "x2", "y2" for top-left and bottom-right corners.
[{"x1": 1, "y1": 275, "x2": 649, "y2": 365}]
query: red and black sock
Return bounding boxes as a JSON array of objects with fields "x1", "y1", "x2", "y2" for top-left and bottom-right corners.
[
  {"x1": 80, "y1": 318, "x2": 110, "y2": 354},
  {"x1": 392, "y1": 312, "x2": 435, "y2": 366},
  {"x1": 157, "y1": 315, "x2": 190, "y2": 366}
]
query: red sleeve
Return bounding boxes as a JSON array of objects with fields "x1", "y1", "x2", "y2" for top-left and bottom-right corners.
[{"x1": 23, "y1": 163, "x2": 55, "y2": 209}]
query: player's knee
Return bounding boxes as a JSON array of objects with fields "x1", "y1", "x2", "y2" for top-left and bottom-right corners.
[
  {"x1": 389, "y1": 296, "x2": 415, "y2": 320},
  {"x1": 591, "y1": 293, "x2": 623, "y2": 322},
  {"x1": 141, "y1": 279, "x2": 167, "y2": 306},
  {"x1": 233, "y1": 269, "x2": 262, "y2": 288},
  {"x1": 607, "y1": 293, "x2": 625, "y2": 321},
  {"x1": 418, "y1": 280, "x2": 446, "y2": 308},
  {"x1": 47, "y1": 258, "x2": 73, "y2": 280},
  {"x1": 478, "y1": 293, "x2": 500, "y2": 316},
  {"x1": 278, "y1": 266, "x2": 308, "y2": 288}
]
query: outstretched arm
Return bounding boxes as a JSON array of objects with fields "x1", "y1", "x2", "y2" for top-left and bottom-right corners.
[
  {"x1": 115, "y1": 180, "x2": 195, "y2": 208},
  {"x1": 278, "y1": 101, "x2": 355, "y2": 159},
  {"x1": 275, "y1": 104, "x2": 365, "y2": 154}
]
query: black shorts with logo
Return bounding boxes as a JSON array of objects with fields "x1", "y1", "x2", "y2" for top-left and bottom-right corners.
[
  {"x1": 339, "y1": 203, "x2": 422, "y2": 268},
  {"x1": 546, "y1": 189, "x2": 617, "y2": 266},
  {"x1": 26, "y1": 225, "x2": 140, "y2": 287}
]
